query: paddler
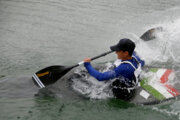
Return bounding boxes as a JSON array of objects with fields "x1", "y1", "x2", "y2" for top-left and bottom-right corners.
[{"x1": 84, "y1": 38, "x2": 145, "y2": 100}]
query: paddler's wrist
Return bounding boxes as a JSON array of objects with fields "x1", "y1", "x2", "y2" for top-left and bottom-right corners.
[
  {"x1": 84, "y1": 58, "x2": 91, "y2": 63},
  {"x1": 83, "y1": 58, "x2": 91, "y2": 66}
]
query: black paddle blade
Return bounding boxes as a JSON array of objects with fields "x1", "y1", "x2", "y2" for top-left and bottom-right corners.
[
  {"x1": 140, "y1": 27, "x2": 163, "y2": 41},
  {"x1": 32, "y1": 65, "x2": 72, "y2": 88}
]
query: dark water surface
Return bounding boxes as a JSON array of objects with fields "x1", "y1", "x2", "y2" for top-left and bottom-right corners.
[{"x1": 1, "y1": 97, "x2": 179, "y2": 120}]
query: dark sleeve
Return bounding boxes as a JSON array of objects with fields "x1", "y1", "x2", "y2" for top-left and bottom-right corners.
[{"x1": 84, "y1": 62, "x2": 117, "y2": 81}]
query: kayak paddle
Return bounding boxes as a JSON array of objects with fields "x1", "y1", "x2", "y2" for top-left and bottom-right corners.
[{"x1": 32, "y1": 51, "x2": 113, "y2": 88}]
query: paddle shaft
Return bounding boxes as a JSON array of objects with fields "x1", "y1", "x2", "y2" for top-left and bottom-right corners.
[{"x1": 70, "y1": 50, "x2": 114, "y2": 69}]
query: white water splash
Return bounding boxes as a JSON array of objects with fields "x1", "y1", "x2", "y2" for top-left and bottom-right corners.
[
  {"x1": 162, "y1": 19, "x2": 180, "y2": 64},
  {"x1": 134, "y1": 19, "x2": 180, "y2": 68},
  {"x1": 71, "y1": 63, "x2": 115, "y2": 99}
]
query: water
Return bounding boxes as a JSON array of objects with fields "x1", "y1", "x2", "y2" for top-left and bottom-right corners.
[{"x1": 1, "y1": 0, "x2": 180, "y2": 119}]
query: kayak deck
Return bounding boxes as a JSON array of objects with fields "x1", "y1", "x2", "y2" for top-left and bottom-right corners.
[{"x1": 131, "y1": 68, "x2": 180, "y2": 105}]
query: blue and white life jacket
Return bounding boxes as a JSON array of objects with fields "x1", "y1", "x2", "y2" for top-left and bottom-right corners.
[{"x1": 113, "y1": 56, "x2": 142, "y2": 87}]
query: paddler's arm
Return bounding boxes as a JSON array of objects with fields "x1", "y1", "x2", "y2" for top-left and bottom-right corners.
[{"x1": 84, "y1": 58, "x2": 117, "y2": 81}]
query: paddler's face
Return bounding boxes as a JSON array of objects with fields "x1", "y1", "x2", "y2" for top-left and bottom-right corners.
[{"x1": 116, "y1": 50, "x2": 128, "y2": 60}]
